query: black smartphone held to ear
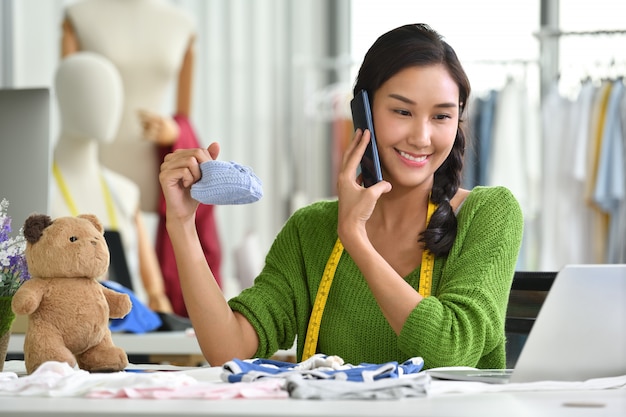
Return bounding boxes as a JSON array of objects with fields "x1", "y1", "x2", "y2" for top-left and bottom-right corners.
[{"x1": 350, "y1": 89, "x2": 383, "y2": 188}]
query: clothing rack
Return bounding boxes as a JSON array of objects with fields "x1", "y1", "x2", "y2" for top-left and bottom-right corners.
[
  {"x1": 534, "y1": 29, "x2": 626, "y2": 38},
  {"x1": 463, "y1": 59, "x2": 541, "y2": 97},
  {"x1": 463, "y1": 59, "x2": 539, "y2": 77},
  {"x1": 540, "y1": 28, "x2": 626, "y2": 96},
  {"x1": 536, "y1": 27, "x2": 626, "y2": 98},
  {"x1": 464, "y1": 59, "x2": 538, "y2": 65},
  {"x1": 534, "y1": 21, "x2": 626, "y2": 266}
]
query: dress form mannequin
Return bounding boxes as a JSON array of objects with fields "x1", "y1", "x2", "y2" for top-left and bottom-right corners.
[
  {"x1": 61, "y1": 0, "x2": 195, "y2": 212},
  {"x1": 61, "y1": 0, "x2": 223, "y2": 316},
  {"x1": 52, "y1": 51, "x2": 173, "y2": 313}
]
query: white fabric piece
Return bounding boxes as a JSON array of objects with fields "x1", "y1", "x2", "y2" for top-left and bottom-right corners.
[
  {"x1": 86, "y1": 378, "x2": 287, "y2": 400},
  {"x1": 0, "y1": 361, "x2": 285, "y2": 399},
  {"x1": 0, "y1": 362, "x2": 196, "y2": 397},
  {"x1": 427, "y1": 374, "x2": 626, "y2": 396}
]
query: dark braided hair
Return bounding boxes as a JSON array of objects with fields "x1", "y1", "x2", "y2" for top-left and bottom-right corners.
[{"x1": 353, "y1": 23, "x2": 470, "y2": 257}]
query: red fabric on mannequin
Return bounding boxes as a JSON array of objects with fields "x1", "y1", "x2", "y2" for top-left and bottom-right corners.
[{"x1": 156, "y1": 115, "x2": 222, "y2": 317}]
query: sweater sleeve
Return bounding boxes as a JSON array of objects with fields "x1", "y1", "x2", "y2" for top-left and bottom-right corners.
[
  {"x1": 228, "y1": 217, "x2": 304, "y2": 358},
  {"x1": 228, "y1": 202, "x2": 337, "y2": 359},
  {"x1": 398, "y1": 186, "x2": 524, "y2": 369}
]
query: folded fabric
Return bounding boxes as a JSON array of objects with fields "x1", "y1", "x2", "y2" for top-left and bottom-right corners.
[
  {"x1": 101, "y1": 280, "x2": 162, "y2": 334},
  {"x1": 221, "y1": 354, "x2": 425, "y2": 383},
  {"x1": 0, "y1": 361, "x2": 287, "y2": 400},
  {"x1": 0, "y1": 361, "x2": 194, "y2": 397},
  {"x1": 190, "y1": 160, "x2": 263, "y2": 205},
  {"x1": 87, "y1": 378, "x2": 287, "y2": 400},
  {"x1": 286, "y1": 372, "x2": 430, "y2": 400}
]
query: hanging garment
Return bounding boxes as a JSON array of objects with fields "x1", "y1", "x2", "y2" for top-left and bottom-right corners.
[
  {"x1": 538, "y1": 83, "x2": 573, "y2": 270},
  {"x1": 592, "y1": 81, "x2": 625, "y2": 263},
  {"x1": 585, "y1": 82, "x2": 613, "y2": 263},
  {"x1": 568, "y1": 80, "x2": 598, "y2": 265}
]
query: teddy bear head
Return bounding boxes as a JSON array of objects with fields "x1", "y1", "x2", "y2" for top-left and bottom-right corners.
[{"x1": 23, "y1": 214, "x2": 110, "y2": 280}]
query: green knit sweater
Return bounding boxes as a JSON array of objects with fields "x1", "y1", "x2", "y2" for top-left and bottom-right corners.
[{"x1": 229, "y1": 186, "x2": 523, "y2": 369}]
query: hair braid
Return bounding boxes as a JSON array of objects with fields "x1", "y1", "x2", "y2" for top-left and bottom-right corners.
[{"x1": 420, "y1": 128, "x2": 465, "y2": 256}]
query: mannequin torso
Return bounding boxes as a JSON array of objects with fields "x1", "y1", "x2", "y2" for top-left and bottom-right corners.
[
  {"x1": 52, "y1": 137, "x2": 140, "y2": 229},
  {"x1": 61, "y1": 1, "x2": 222, "y2": 316},
  {"x1": 51, "y1": 137, "x2": 144, "y2": 301},
  {"x1": 63, "y1": 0, "x2": 196, "y2": 212}
]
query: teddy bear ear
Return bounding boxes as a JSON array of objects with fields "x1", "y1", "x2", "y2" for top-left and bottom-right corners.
[
  {"x1": 78, "y1": 214, "x2": 104, "y2": 234},
  {"x1": 23, "y1": 214, "x2": 53, "y2": 244}
]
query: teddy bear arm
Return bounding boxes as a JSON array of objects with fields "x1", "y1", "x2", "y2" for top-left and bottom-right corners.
[
  {"x1": 11, "y1": 279, "x2": 46, "y2": 315},
  {"x1": 102, "y1": 287, "x2": 132, "y2": 318}
]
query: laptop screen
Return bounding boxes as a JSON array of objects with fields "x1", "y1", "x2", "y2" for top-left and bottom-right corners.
[
  {"x1": 0, "y1": 88, "x2": 51, "y2": 230},
  {"x1": 511, "y1": 264, "x2": 626, "y2": 383}
]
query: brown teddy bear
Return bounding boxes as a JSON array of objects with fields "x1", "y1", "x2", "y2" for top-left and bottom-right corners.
[{"x1": 11, "y1": 214, "x2": 132, "y2": 374}]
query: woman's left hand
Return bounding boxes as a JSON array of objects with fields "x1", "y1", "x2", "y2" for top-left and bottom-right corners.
[{"x1": 336, "y1": 129, "x2": 391, "y2": 247}]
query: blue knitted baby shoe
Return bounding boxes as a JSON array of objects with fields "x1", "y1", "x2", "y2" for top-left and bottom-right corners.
[{"x1": 190, "y1": 160, "x2": 263, "y2": 205}]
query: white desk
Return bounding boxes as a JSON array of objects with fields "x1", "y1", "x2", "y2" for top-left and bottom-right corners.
[
  {"x1": 6, "y1": 339, "x2": 625, "y2": 416},
  {"x1": 2, "y1": 360, "x2": 625, "y2": 416},
  {"x1": 8, "y1": 332, "x2": 296, "y2": 363},
  {"x1": 9, "y1": 331, "x2": 207, "y2": 366},
  {"x1": 8, "y1": 331, "x2": 203, "y2": 356},
  {"x1": 0, "y1": 388, "x2": 624, "y2": 416}
]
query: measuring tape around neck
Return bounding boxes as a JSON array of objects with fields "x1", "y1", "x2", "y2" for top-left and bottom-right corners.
[
  {"x1": 418, "y1": 199, "x2": 437, "y2": 298},
  {"x1": 302, "y1": 200, "x2": 438, "y2": 360},
  {"x1": 53, "y1": 161, "x2": 119, "y2": 229}
]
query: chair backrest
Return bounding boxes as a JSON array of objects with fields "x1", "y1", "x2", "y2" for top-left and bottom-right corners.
[
  {"x1": 505, "y1": 271, "x2": 557, "y2": 368},
  {"x1": 104, "y1": 230, "x2": 134, "y2": 291}
]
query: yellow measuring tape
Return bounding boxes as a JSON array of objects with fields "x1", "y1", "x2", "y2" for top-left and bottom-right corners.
[
  {"x1": 53, "y1": 162, "x2": 119, "y2": 229},
  {"x1": 418, "y1": 199, "x2": 437, "y2": 298},
  {"x1": 302, "y1": 200, "x2": 437, "y2": 360},
  {"x1": 302, "y1": 237, "x2": 344, "y2": 360}
]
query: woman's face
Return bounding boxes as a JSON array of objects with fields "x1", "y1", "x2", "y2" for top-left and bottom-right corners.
[{"x1": 371, "y1": 64, "x2": 459, "y2": 190}]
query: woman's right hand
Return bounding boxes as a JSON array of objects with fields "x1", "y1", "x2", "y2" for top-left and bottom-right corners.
[{"x1": 159, "y1": 143, "x2": 220, "y2": 223}]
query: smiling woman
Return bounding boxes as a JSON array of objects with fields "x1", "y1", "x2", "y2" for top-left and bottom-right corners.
[{"x1": 158, "y1": 23, "x2": 524, "y2": 370}]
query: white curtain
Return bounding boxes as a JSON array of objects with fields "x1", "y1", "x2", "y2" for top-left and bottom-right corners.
[{"x1": 177, "y1": 0, "x2": 351, "y2": 288}]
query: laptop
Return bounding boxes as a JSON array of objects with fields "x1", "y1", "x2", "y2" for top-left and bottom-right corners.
[
  {"x1": 0, "y1": 88, "x2": 51, "y2": 229},
  {"x1": 427, "y1": 264, "x2": 626, "y2": 384}
]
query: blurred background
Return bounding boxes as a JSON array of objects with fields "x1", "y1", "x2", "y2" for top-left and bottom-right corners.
[{"x1": 1, "y1": 0, "x2": 625, "y2": 296}]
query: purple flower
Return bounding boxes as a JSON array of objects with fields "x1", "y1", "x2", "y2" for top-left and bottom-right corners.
[
  {"x1": 0, "y1": 198, "x2": 30, "y2": 297},
  {"x1": 0, "y1": 212, "x2": 10, "y2": 242}
]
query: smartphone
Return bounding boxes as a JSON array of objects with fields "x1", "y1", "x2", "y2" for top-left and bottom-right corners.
[{"x1": 350, "y1": 89, "x2": 383, "y2": 187}]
